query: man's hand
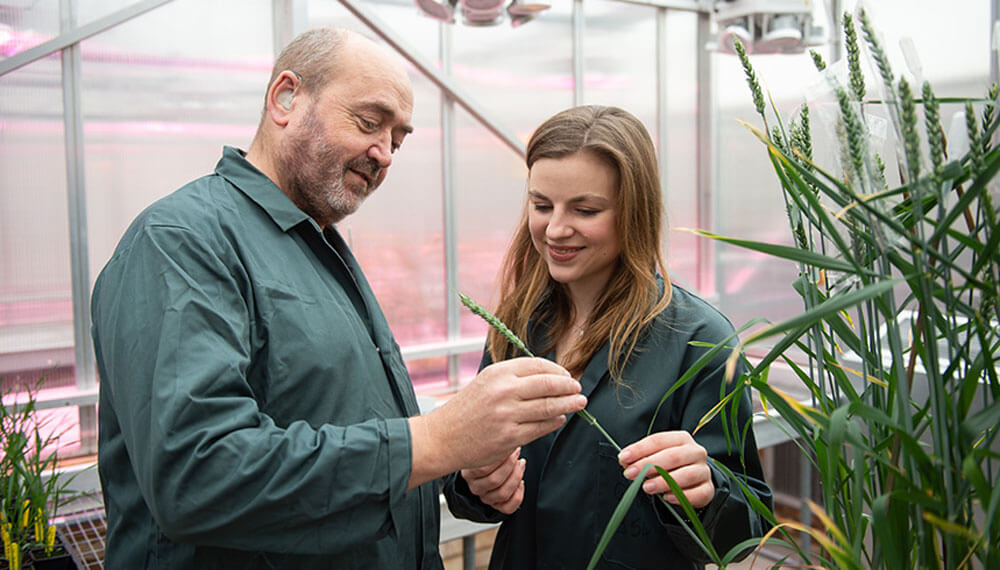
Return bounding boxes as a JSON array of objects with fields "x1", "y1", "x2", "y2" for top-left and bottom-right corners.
[
  {"x1": 460, "y1": 448, "x2": 526, "y2": 514},
  {"x1": 617, "y1": 431, "x2": 715, "y2": 508},
  {"x1": 408, "y1": 357, "x2": 586, "y2": 488}
]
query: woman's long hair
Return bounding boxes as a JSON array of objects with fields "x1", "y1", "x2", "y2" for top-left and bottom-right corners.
[{"x1": 488, "y1": 105, "x2": 672, "y2": 382}]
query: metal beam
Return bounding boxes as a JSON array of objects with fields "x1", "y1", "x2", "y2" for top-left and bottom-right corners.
[
  {"x1": 59, "y1": 0, "x2": 97, "y2": 454},
  {"x1": 656, "y1": 7, "x2": 669, "y2": 215},
  {"x1": 272, "y1": 0, "x2": 308, "y2": 56},
  {"x1": 440, "y1": 23, "x2": 462, "y2": 389},
  {"x1": 695, "y1": 11, "x2": 715, "y2": 294},
  {"x1": 993, "y1": 0, "x2": 1000, "y2": 87},
  {"x1": 573, "y1": 0, "x2": 584, "y2": 105},
  {"x1": 613, "y1": 0, "x2": 712, "y2": 12},
  {"x1": 0, "y1": 0, "x2": 174, "y2": 77},
  {"x1": 336, "y1": 0, "x2": 526, "y2": 157}
]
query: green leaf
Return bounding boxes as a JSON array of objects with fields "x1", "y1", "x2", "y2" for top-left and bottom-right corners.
[
  {"x1": 587, "y1": 463, "x2": 656, "y2": 570},
  {"x1": 679, "y1": 229, "x2": 871, "y2": 276},
  {"x1": 653, "y1": 466, "x2": 721, "y2": 564}
]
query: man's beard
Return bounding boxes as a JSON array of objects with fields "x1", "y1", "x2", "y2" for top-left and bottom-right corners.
[{"x1": 277, "y1": 108, "x2": 381, "y2": 226}]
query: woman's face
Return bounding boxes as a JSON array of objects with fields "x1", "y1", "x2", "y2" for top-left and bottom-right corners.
[{"x1": 528, "y1": 151, "x2": 621, "y2": 301}]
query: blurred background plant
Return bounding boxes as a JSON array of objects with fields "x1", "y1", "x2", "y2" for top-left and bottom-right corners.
[
  {"x1": 685, "y1": 6, "x2": 999, "y2": 568},
  {"x1": 1, "y1": 380, "x2": 79, "y2": 568}
]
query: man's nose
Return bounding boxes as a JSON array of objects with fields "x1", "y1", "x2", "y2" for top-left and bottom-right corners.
[{"x1": 368, "y1": 134, "x2": 393, "y2": 169}]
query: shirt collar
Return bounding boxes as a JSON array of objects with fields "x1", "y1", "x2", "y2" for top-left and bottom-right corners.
[{"x1": 214, "y1": 145, "x2": 315, "y2": 233}]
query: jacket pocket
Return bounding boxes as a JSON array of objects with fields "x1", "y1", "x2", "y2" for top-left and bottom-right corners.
[{"x1": 594, "y1": 442, "x2": 674, "y2": 569}]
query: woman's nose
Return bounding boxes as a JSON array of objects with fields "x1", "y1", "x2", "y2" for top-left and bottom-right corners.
[{"x1": 545, "y1": 211, "x2": 573, "y2": 239}]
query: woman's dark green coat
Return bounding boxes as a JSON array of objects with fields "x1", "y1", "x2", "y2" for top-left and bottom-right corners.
[{"x1": 444, "y1": 284, "x2": 772, "y2": 569}]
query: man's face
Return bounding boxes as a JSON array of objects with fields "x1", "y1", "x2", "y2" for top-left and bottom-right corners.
[{"x1": 277, "y1": 43, "x2": 414, "y2": 227}]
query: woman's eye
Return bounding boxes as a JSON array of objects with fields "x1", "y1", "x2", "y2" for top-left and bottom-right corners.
[
  {"x1": 532, "y1": 203, "x2": 552, "y2": 212},
  {"x1": 577, "y1": 209, "x2": 599, "y2": 216}
]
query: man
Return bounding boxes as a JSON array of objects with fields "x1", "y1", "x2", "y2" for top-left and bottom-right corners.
[{"x1": 90, "y1": 28, "x2": 586, "y2": 569}]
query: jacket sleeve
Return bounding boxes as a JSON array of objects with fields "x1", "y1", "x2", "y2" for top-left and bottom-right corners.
[
  {"x1": 656, "y1": 323, "x2": 774, "y2": 563},
  {"x1": 92, "y1": 222, "x2": 414, "y2": 555}
]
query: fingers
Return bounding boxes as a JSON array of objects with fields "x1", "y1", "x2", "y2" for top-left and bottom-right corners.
[
  {"x1": 461, "y1": 449, "x2": 527, "y2": 514},
  {"x1": 618, "y1": 430, "x2": 715, "y2": 509},
  {"x1": 424, "y1": 358, "x2": 586, "y2": 472},
  {"x1": 498, "y1": 356, "x2": 572, "y2": 378},
  {"x1": 618, "y1": 431, "x2": 696, "y2": 467}
]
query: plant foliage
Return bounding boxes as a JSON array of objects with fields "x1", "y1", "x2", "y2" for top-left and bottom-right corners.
[{"x1": 690, "y1": 8, "x2": 999, "y2": 568}]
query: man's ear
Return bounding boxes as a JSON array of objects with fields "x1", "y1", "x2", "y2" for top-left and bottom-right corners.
[{"x1": 266, "y1": 70, "x2": 301, "y2": 126}]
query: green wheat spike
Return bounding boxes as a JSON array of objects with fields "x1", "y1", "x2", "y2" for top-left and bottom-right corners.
[
  {"x1": 836, "y1": 87, "x2": 867, "y2": 181},
  {"x1": 966, "y1": 101, "x2": 984, "y2": 175},
  {"x1": 733, "y1": 38, "x2": 765, "y2": 122},
  {"x1": 858, "y1": 8, "x2": 895, "y2": 96},
  {"x1": 458, "y1": 292, "x2": 622, "y2": 451},
  {"x1": 843, "y1": 12, "x2": 866, "y2": 102},
  {"x1": 809, "y1": 49, "x2": 826, "y2": 72},
  {"x1": 899, "y1": 78, "x2": 922, "y2": 184},
  {"x1": 923, "y1": 81, "x2": 944, "y2": 183},
  {"x1": 459, "y1": 293, "x2": 534, "y2": 357}
]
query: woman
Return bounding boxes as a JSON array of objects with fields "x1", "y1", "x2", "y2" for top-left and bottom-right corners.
[{"x1": 444, "y1": 105, "x2": 772, "y2": 569}]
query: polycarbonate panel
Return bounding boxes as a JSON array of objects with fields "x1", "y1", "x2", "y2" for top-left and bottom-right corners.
[
  {"x1": 582, "y1": 1, "x2": 657, "y2": 122},
  {"x1": 451, "y1": 2, "x2": 575, "y2": 140},
  {"x1": 343, "y1": 72, "x2": 447, "y2": 347},
  {"x1": 452, "y1": 106, "x2": 529, "y2": 338},
  {"x1": 306, "y1": 1, "x2": 449, "y2": 348},
  {"x1": 76, "y1": 0, "x2": 158, "y2": 29},
  {"x1": 0, "y1": 1, "x2": 63, "y2": 61},
  {"x1": 0, "y1": 57, "x2": 73, "y2": 386},
  {"x1": 83, "y1": 0, "x2": 273, "y2": 279}
]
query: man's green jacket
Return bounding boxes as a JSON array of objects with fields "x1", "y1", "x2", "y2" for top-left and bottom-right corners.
[{"x1": 91, "y1": 146, "x2": 442, "y2": 569}]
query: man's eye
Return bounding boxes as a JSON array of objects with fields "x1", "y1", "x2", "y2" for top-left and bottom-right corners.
[{"x1": 359, "y1": 118, "x2": 377, "y2": 131}]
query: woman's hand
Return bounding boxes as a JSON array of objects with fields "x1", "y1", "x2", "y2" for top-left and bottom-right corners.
[
  {"x1": 618, "y1": 431, "x2": 715, "y2": 508},
  {"x1": 460, "y1": 447, "x2": 526, "y2": 514}
]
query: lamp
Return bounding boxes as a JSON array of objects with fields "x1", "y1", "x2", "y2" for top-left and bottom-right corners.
[
  {"x1": 415, "y1": 0, "x2": 457, "y2": 23},
  {"x1": 460, "y1": 0, "x2": 506, "y2": 26},
  {"x1": 712, "y1": 0, "x2": 825, "y2": 55},
  {"x1": 415, "y1": 0, "x2": 550, "y2": 27},
  {"x1": 507, "y1": 0, "x2": 551, "y2": 28}
]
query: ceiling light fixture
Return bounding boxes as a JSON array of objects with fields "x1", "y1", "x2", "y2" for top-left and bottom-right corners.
[
  {"x1": 712, "y1": 0, "x2": 825, "y2": 55},
  {"x1": 415, "y1": 0, "x2": 550, "y2": 27}
]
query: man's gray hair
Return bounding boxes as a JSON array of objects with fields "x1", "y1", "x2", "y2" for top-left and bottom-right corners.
[{"x1": 264, "y1": 27, "x2": 351, "y2": 103}]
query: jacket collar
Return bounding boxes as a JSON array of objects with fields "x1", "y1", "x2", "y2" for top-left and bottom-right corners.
[{"x1": 214, "y1": 145, "x2": 315, "y2": 233}]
